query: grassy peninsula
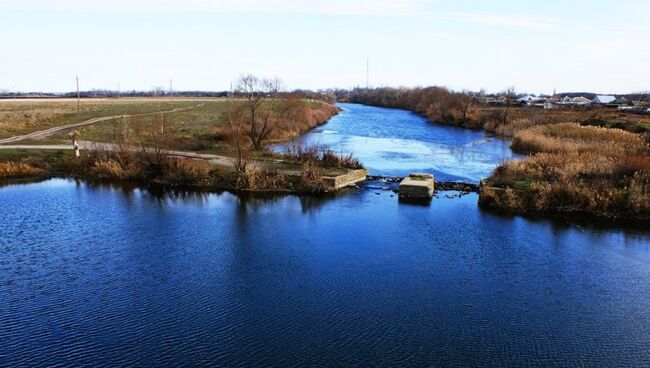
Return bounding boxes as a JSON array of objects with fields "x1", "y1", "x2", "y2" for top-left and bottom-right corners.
[{"x1": 0, "y1": 78, "x2": 364, "y2": 193}]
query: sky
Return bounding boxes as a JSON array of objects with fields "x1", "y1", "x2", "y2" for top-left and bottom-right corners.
[{"x1": 1, "y1": 0, "x2": 649, "y2": 94}]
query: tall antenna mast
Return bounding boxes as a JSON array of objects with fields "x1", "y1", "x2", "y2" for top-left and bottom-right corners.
[
  {"x1": 366, "y1": 56, "x2": 370, "y2": 89},
  {"x1": 76, "y1": 75, "x2": 80, "y2": 112}
]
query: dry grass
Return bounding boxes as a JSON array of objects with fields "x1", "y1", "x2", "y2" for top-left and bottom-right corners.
[
  {"x1": 0, "y1": 98, "x2": 206, "y2": 139},
  {"x1": 0, "y1": 161, "x2": 42, "y2": 178},
  {"x1": 234, "y1": 163, "x2": 289, "y2": 191},
  {"x1": 281, "y1": 143, "x2": 363, "y2": 169},
  {"x1": 511, "y1": 123, "x2": 646, "y2": 155},
  {"x1": 482, "y1": 124, "x2": 650, "y2": 219},
  {"x1": 299, "y1": 160, "x2": 325, "y2": 193},
  {"x1": 68, "y1": 145, "x2": 226, "y2": 188},
  {"x1": 214, "y1": 100, "x2": 340, "y2": 146}
]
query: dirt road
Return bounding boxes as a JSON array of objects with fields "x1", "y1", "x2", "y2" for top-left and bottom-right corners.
[
  {"x1": 0, "y1": 141, "x2": 236, "y2": 167},
  {"x1": 0, "y1": 104, "x2": 203, "y2": 144}
]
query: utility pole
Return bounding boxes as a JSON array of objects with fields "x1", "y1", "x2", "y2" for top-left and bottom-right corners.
[
  {"x1": 169, "y1": 79, "x2": 173, "y2": 102},
  {"x1": 117, "y1": 83, "x2": 121, "y2": 99},
  {"x1": 366, "y1": 56, "x2": 370, "y2": 89},
  {"x1": 76, "y1": 75, "x2": 80, "y2": 113},
  {"x1": 13, "y1": 86, "x2": 16, "y2": 100}
]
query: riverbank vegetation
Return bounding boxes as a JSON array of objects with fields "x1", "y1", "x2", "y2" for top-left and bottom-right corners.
[
  {"x1": 349, "y1": 87, "x2": 650, "y2": 220},
  {"x1": 480, "y1": 123, "x2": 650, "y2": 220},
  {"x1": 347, "y1": 87, "x2": 650, "y2": 139},
  {"x1": 0, "y1": 74, "x2": 363, "y2": 193}
]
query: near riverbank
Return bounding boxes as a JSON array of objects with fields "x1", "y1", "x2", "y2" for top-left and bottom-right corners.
[{"x1": 0, "y1": 96, "x2": 366, "y2": 194}]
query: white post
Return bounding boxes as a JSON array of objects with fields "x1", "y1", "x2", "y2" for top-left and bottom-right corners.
[{"x1": 71, "y1": 133, "x2": 80, "y2": 158}]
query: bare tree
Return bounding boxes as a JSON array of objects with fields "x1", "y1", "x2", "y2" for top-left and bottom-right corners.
[
  {"x1": 235, "y1": 74, "x2": 283, "y2": 150},
  {"x1": 500, "y1": 87, "x2": 517, "y2": 124},
  {"x1": 224, "y1": 93, "x2": 248, "y2": 175}
]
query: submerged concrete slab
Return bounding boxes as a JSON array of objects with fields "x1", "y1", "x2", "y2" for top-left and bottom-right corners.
[
  {"x1": 399, "y1": 173, "x2": 435, "y2": 198},
  {"x1": 322, "y1": 169, "x2": 368, "y2": 191}
]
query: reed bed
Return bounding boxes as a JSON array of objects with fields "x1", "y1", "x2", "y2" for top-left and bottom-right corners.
[{"x1": 482, "y1": 123, "x2": 650, "y2": 219}]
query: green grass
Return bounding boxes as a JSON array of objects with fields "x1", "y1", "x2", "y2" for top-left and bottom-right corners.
[
  {"x1": 0, "y1": 98, "x2": 213, "y2": 139},
  {"x1": 56, "y1": 100, "x2": 229, "y2": 149},
  {"x1": 0, "y1": 148, "x2": 69, "y2": 163}
]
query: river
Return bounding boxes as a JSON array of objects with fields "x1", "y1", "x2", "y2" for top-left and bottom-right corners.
[
  {"x1": 289, "y1": 103, "x2": 520, "y2": 181},
  {"x1": 1, "y1": 104, "x2": 649, "y2": 367}
]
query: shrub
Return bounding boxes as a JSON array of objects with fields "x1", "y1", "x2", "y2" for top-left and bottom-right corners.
[
  {"x1": 299, "y1": 160, "x2": 324, "y2": 193},
  {"x1": 0, "y1": 161, "x2": 42, "y2": 178},
  {"x1": 282, "y1": 144, "x2": 363, "y2": 169}
]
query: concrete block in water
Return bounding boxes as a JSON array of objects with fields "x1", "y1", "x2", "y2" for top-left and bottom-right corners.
[
  {"x1": 399, "y1": 173, "x2": 434, "y2": 198},
  {"x1": 322, "y1": 169, "x2": 368, "y2": 191}
]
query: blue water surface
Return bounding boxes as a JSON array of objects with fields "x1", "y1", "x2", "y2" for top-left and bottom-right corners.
[
  {"x1": 286, "y1": 103, "x2": 520, "y2": 181},
  {"x1": 1, "y1": 104, "x2": 650, "y2": 367}
]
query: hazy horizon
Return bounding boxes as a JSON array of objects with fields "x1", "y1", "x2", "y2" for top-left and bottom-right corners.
[{"x1": 1, "y1": 0, "x2": 649, "y2": 94}]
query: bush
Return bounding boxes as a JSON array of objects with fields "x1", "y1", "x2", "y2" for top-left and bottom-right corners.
[
  {"x1": 484, "y1": 132, "x2": 650, "y2": 220},
  {"x1": 0, "y1": 161, "x2": 42, "y2": 178},
  {"x1": 299, "y1": 160, "x2": 324, "y2": 193},
  {"x1": 282, "y1": 144, "x2": 363, "y2": 169}
]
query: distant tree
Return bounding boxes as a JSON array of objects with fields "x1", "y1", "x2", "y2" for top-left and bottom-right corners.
[
  {"x1": 500, "y1": 87, "x2": 517, "y2": 124},
  {"x1": 459, "y1": 91, "x2": 476, "y2": 122}
]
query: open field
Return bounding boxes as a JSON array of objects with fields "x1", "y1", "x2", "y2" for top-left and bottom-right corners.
[
  {"x1": 0, "y1": 98, "x2": 358, "y2": 193},
  {"x1": 0, "y1": 98, "x2": 338, "y2": 150},
  {"x1": 0, "y1": 98, "x2": 212, "y2": 139}
]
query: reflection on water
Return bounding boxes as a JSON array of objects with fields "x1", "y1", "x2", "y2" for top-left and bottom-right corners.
[
  {"x1": 1, "y1": 178, "x2": 650, "y2": 366},
  {"x1": 283, "y1": 103, "x2": 520, "y2": 181}
]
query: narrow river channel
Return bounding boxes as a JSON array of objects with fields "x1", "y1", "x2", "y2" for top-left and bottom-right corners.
[
  {"x1": 290, "y1": 103, "x2": 520, "y2": 181},
  {"x1": 1, "y1": 104, "x2": 649, "y2": 367}
]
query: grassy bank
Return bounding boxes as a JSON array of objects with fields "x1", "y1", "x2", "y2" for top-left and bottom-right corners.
[
  {"x1": 350, "y1": 88, "x2": 650, "y2": 220},
  {"x1": 0, "y1": 98, "x2": 339, "y2": 150},
  {"x1": 480, "y1": 123, "x2": 650, "y2": 220},
  {"x1": 0, "y1": 97, "x2": 352, "y2": 193},
  {"x1": 0, "y1": 144, "x2": 363, "y2": 194}
]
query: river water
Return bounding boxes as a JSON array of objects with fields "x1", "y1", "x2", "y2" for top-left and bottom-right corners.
[
  {"x1": 1, "y1": 104, "x2": 649, "y2": 367},
  {"x1": 289, "y1": 103, "x2": 520, "y2": 181}
]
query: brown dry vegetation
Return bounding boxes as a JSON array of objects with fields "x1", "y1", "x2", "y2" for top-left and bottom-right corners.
[
  {"x1": 68, "y1": 146, "x2": 229, "y2": 188},
  {"x1": 281, "y1": 144, "x2": 363, "y2": 170},
  {"x1": 349, "y1": 87, "x2": 650, "y2": 139},
  {"x1": 351, "y1": 87, "x2": 650, "y2": 220},
  {"x1": 0, "y1": 95, "x2": 355, "y2": 194},
  {"x1": 0, "y1": 160, "x2": 42, "y2": 178},
  {"x1": 216, "y1": 99, "x2": 339, "y2": 146},
  {"x1": 481, "y1": 124, "x2": 650, "y2": 220}
]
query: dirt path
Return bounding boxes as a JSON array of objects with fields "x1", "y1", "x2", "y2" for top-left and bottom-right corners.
[
  {"x1": 0, "y1": 141, "x2": 236, "y2": 168},
  {"x1": 0, "y1": 104, "x2": 204, "y2": 144}
]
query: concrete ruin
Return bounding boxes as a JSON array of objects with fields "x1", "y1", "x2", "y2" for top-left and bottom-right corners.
[
  {"x1": 399, "y1": 173, "x2": 435, "y2": 198},
  {"x1": 322, "y1": 169, "x2": 368, "y2": 191}
]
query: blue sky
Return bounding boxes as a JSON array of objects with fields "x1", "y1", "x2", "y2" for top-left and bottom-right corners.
[{"x1": 1, "y1": 0, "x2": 648, "y2": 93}]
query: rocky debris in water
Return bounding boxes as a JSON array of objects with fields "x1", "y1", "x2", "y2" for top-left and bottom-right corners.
[
  {"x1": 367, "y1": 175, "x2": 402, "y2": 183},
  {"x1": 436, "y1": 182, "x2": 479, "y2": 193},
  {"x1": 364, "y1": 175, "x2": 479, "y2": 197}
]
